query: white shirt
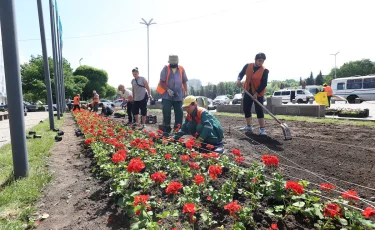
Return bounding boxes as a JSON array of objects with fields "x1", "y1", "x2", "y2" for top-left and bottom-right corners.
[{"x1": 118, "y1": 89, "x2": 132, "y2": 99}]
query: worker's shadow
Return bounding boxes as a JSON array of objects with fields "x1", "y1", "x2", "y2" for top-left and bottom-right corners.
[{"x1": 240, "y1": 133, "x2": 284, "y2": 151}]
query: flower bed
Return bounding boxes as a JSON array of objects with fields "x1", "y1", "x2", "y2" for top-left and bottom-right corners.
[
  {"x1": 326, "y1": 108, "x2": 369, "y2": 118},
  {"x1": 74, "y1": 110, "x2": 375, "y2": 229}
]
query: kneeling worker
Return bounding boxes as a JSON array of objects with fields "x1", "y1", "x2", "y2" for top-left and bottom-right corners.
[
  {"x1": 101, "y1": 104, "x2": 114, "y2": 116},
  {"x1": 173, "y1": 96, "x2": 224, "y2": 153}
]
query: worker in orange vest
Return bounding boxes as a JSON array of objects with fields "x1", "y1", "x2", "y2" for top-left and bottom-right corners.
[
  {"x1": 92, "y1": 90, "x2": 100, "y2": 112},
  {"x1": 173, "y1": 96, "x2": 224, "y2": 153},
  {"x1": 323, "y1": 83, "x2": 333, "y2": 107},
  {"x1": 157, "y1": 55, "x2": 188, "y2": 136},
  {"x1": 236, "y1": 53, "x2": 269, "y2": 135},
  {"x1": 72, "y1": 94, "x2": 80, "y2": 111}
]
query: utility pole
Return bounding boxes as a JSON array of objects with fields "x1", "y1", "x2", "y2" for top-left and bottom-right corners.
[
  {"x1": 0, "y1": 0, "x2": 29, "y2": 178},
  {"x1": 140, "y1": 18, "x2": 156, "y2": 84},
  {"x1": 37, "y1": 0, "x2": 55, "y2": 129},
  {"x1": 330, "y1": 51, "x2": 340, "y2": 79}
]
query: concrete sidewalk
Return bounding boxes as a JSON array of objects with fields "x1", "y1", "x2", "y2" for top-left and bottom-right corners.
[{"x1": 0, "y1": 111, "x2": 50, "y2": 148}]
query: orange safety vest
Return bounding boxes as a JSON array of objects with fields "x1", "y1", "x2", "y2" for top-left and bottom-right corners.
[
  {"x1": 244, "y1": 63, "x2": 266, "y2": 96},
  {"x1": 73, "y1": 96, "x2": 80, "y2": 105},
  {"x1": 324, "y1": 86, "x2": 333, "y2": 96},
  {"x1": 93, "y1": 93, "x2": 100, "y2": 103},
  {"x1": 156, "y1": 65, "x2": 185, "y2": 95},
  {"x1": 186, "y1": 107, "x2": 205, "y2": 124}
]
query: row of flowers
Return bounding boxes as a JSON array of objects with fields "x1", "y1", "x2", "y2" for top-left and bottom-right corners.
[{"x1": 74, "y1": 110, "x2": 375, "y2": 230}]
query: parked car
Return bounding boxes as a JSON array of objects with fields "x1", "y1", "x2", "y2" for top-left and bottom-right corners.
[
  {"x1": 232, "y1": 93, "x2": 243, "y2": 104},
  {"x1": 113, "y1": 99, "x2": 125, "y2": 108},
  {"x1": 273, "y1": 89, "x2": 314, "y2": 104},
  {"x1": 99, "y1": 99, "x2": 113, "y2": 107},
  {"x1": 24, "y1": 102, "x2": 37, "y2": 112},
  {"x1": 213, "y1": 95, "x2": 230, "y2": 105}
]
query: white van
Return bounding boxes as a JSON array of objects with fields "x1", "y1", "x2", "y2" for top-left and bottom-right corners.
[{"x1": 273, "y1": 89, "x2": 314, "y2": 104}]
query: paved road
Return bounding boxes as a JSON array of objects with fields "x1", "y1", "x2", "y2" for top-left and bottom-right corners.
[{"x1": 0, "y1": 111, "x2": 49, "y2": 148}]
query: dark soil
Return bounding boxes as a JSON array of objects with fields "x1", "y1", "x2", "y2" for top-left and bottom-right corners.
[{"x1": 36, "y1": 112, "x2": 375, "y2": 229}]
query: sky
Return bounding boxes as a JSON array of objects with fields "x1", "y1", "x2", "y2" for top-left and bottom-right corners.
[{"x1": 10, "y1": 0, "x2": 375, "y2": 88}]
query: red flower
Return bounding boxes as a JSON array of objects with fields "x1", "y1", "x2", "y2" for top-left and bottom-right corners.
[
  {"x1": 208, "y1": 165, "x2": 222, "y2": 179},
  {"x1": 149, "y1": 148, "x2": 156, "y2": 154},
  {"x1": 189, "y1": 162, "x2": 200, "y2": 170},
  {"x1": 185, "y1": 141, "x2": 193, "y2": 150},
  {"x1": 224, "y1": 201, "x2": 242, "y2": 216},
  {"x1": 319, "y1": 183, "x2": 336, "y2": 192},
  {"x1": 207, "y1": 196, "x2": 212, "y2": 201},
  {"x1": 342, "y1": 190, "x2": 359, "y2": 201},
  {"x1": 235, "y1": 157, "x2": 244, "y2": 163},
  {"x1": 182, "y1": 203, "x2": 196, "y2": 223},
  {"x1": 270, "y1": 223, "x2": 278, "y2": 230},
  {"x1": 210, "y1": 152, "x2": 219, "y2": 159},
  {"x1": 111, "y1": 152, "x2": 126, "y2": 163},
  {"x1": 180, "y1": 155, "x2": 190, "y2": 162},
  {"x1": 150, "y1": 172, "x2": 166, "y2": 183},
  {"x1": 178, "y1": 138, "x2": 184, "y2": 143},
  {"x1": 190, "y1": 152, "x2": 198, "y2": 158},
  {"x1": 165, "y1": 153, "x2": 172, "y2": 160},
  {"x1": 84, "y1": 138, "x2": 94, "y2": 145},
  {"x1": 362, "y1": 207, "x2": 375, "y2": 219},
  {"x1": 133, "y1": 195, "x2": 149, "y2": 206},
  {"x1": 166, "y1": 182, "x2": 183, "y2": 195},
  {"x1": 194, "y1": 174, "x2": 205, "y2": 185},
  {"x1": 149, "y1": 132, "x2": 156, "y2": 137},
  {"x1": 232, "y1": 148, "x2": 241, "y2": 157},
  {"x1": 324, "y1": 203, "x2": 342, "y2": 218},
  {"x1": 127, "y1": 157, "x2": 145, "y2": 173},
  {"x1": 206, "y1": 144, "x2": 214, "y2": 150},
  {"x1": 285, "y1": 181, "x2": 304, "y2": 195},
  {"x1": 135, "y1": 210, "x2": 140, "y2": 216},
  {"x1": 261, "y1": 155, "x2": 279, "y2": 166},
  {"x1": 157, "y1": 129, "x2": 163, "y2": 135},
  {"x1": 252, "y1": 178, "x2": 259, "y2": 183}
]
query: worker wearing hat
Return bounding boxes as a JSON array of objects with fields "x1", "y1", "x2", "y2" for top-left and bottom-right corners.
[
  {"x1": 157, "y1": 55, "x2": 188, "y2": 135},
  {"x1": 173, "y1": 95, "x2": 224, "y2": 153},
  {"x1": 323, "y1": 83, "x2": 333, "y2": 107},
  {"x1": 72, "y1": 94, "x2": 80, "y2": 111}
]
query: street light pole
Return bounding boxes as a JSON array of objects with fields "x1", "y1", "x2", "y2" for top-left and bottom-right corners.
[
  {"x1": 330, "y1": 51, "x2": 340, "y2": 79},
  {"x1": 140, "y1": 18, "x2": 156, "y2": 84},
  {"x1": 79, "y1": 58, "x2": 83, "y2": 66}
]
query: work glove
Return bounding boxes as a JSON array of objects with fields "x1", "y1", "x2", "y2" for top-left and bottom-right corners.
[
  {"x1": 196, "y1": 137, "x2": 204, "y2": 144},
  {"x1": 167, "y1": 89, "x2": 174, "y2": 97}
]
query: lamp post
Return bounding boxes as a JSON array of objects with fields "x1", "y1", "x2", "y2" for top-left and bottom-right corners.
[
  {"x1": 79, "y1": 58, "x2": 83, "y2": 66},
  {"x1": 140, "y1": 18, "x2": 156, "y2": 84},
  {"x1": 330, "y1": 51, "x2": 340, "y2": 79}
]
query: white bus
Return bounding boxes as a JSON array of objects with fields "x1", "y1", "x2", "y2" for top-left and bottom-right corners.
[{"x1": 331, "y1": 75, "x2": 375, "y2": 103}]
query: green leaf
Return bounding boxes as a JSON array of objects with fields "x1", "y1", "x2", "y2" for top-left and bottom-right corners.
[
  {"x1": 339, "y1": 218, "x2": 348, "y2": 226},
  {"x1": 172, "y1": 210, "x2": 179, "y2": 217},
  {"x1": 314, "y1": 207, "x2": 324, "y2": 219},
  {"x1": 265, "y1": 208, "x2": 274, "y2": 216},
  {"x1": 274, "y1": 205, "x2": 284, "y2": 212},
  {"x1": 292, "y1": 201, "x2": 305, "y2": 208}
]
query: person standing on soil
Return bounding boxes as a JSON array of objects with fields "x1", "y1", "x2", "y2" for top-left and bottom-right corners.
[
  {"x1": 323, "y1": 83, "x2": 333, "y2": 108},
  {"x1": 157, "y1": 55, "x2": 188, "y2": 136},
  {"x1": 131, "y1": 67, "x2": 152, "y2": 129},
  {"x1": 118, "y1": 84, "x2": 135, "y2": 125},
  {"x1": 72, "y1": 94, "x2": 80, "y2": 111},
  {"x1": 92, "y1": 90, "x2": 100, "y2": 113},
  {"x1": 236, "y1": 52, "x2": 269, "y2": 135},
  {"x1": 173, "y1": 95, "x2": 224, "y2": 153}
]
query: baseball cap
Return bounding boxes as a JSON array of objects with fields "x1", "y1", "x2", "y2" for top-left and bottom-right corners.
[{"x1": 182, "y1": 95, "x2": 197, "y2": 108}]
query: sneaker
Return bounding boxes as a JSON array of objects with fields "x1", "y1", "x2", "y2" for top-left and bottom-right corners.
[
  {"x1": 137, "y1": 124, "x2": 145, "y2": 130},
  {"x1": 213, "y1": 143, "x2": 224, "y2": 154},
  {"x1": 239, "y1": 125, "x2": 253, "y2": 133},
  {"x1": 125, "y1": 121, "x2": 133, "y2": 126},
  {"x1": 259, "y1": 128, "x2": 267, "y2": 136}
]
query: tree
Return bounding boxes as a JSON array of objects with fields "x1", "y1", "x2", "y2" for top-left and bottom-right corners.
[
  {"x1": 212, "y1": 85, "x2": 217, "y2": 97},
  {"x1": 200, "y1": 85, "x2": 205, "y2": 98},
  {"x1": 190, "y1": 86, "x2": 195, "y2": 96},
  {"x1": 217, "y1": 82, "x2": 226, "y2": 95},
  {"x1": 315, "y1": 70, "x2": 324, "y2": 85},
  {"x1": 299, "y1": 77, "x2": 302, "y2": 86},
  {"x1": 73, "y1": 65, "x2": 109, "y2": 100},
  {"x1": 306, "y1": 72, "x2": 315, "y2": 85},
  {"x1": 105, "y1": 84, "x2": 117, "y2": 99},
  {"x1": 21, "y1": 55, "x2": 85, "y2": 103}
]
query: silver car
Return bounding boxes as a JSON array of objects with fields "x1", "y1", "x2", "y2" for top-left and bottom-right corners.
[{"x1": 213, "y1": 95, "x2": 230, "y2": 105}]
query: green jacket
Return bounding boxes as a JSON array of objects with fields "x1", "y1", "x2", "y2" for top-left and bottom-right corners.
[{"x1": 175, "y1": 107, "x2": 224, "y2": 141}]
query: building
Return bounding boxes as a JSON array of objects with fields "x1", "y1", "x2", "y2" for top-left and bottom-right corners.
[{"x1": 0, "y1": 25, "x2": 7, "y2": 105}]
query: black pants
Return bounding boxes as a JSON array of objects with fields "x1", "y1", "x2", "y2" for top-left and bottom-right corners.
[
  {"x1": 127, "y1": 102, "x2": 135, "y2": 122},
  {"x1": 133, "y1": 100, "x2": 147, "y2": 116},
  {"x1": 243, "y1": 93, "x2": 264, "y2": 119},
  {"x1": 72, "y1": 105, "x2": 80, "y2": 111},
  {"x1": 327, "y1": 96, "x2": 332, "y2": 108},
  {"x1": 93, "y1": 102, "x2": 99, "y2": 112}
]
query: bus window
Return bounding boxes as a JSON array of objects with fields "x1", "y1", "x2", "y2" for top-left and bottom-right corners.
[
  {"x1": 337, "y1": 82, "x2": 345, "y2": 90},
  {"x1": 363, "y1": 78, "x2": 375, "y2": 89},
  {"x1": 347, "y1": 79, "x2": 362, "y2": 89},
  {"x1": 282, "y1": 91, "x2": 290, "y2": 95},
  {"x1": 274, "y1": 91, "x2": 281, "y2": 96}
]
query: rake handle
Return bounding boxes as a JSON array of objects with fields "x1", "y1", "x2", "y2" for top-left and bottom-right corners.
[{"x1": 242, "y1": 88, "x2": 282, "y2": 124}]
